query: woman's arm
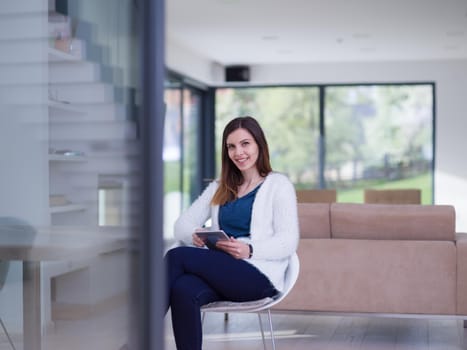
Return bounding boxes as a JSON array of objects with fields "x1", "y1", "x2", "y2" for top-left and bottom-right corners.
[
  {"x1": 174, "y1": 181, "x2": 219, "y2": 244},
  {"x1": 250, "y1": 175, "x2": 299, "y2": 260}
]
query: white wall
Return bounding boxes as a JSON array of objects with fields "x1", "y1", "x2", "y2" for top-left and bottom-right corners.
[
  {"x1": 166, "y1": 38, "x2": 223, "y2": 84},
  {"x1": 166, "y1": 44, "x2": 467, "y2": 231}
]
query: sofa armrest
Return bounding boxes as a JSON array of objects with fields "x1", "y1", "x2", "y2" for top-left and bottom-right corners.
[{"x1": 456, "y1": 233, "x2": 467, "y2": 315}]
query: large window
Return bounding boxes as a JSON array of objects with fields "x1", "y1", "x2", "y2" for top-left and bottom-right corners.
[
  {"x1": 325, "y1": 84, "x2": 434, "y2": 203},
  {"x1": 163, "y1": 74, "x2": 203, "y2": 239},
  {"x1": 216, "y1": 87, "x2": 320, "y2": 186},
  {"x1": 215, "y1": 84, "x2": 434, "y2": 203}
]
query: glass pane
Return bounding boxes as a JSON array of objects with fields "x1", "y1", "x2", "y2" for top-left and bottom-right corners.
[
  {"x1": 0, "y1": 1, "x2": 141, "y2": 349},
  {"x1": 164, "y1": 85, "x2": 182, "y2": 240},
  {"x1": 182, "y1": 88, "x2": 201, "y2": 208},
  {"x1": 325, "y1": 85, "x2": 434, "y2": 204},
  {"x1": 163, "y1": 77, "x2": 203, "y2": 241},
  {"x1": 215, "y1": 87, "x2": 320, "y2": 188}
]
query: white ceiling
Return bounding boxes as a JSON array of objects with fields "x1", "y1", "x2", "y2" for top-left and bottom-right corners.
[{"x1": 166, "y1": 0, "x2": 467, "y2": 66}]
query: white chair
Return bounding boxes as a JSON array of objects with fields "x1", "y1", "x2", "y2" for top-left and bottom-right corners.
[{"x1": 201, "y1": 252, "x2": 300, "y2": 350}]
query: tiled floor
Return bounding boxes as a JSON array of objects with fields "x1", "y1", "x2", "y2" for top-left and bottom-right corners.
[
  {"x1": 0, "y1": 304, "x2": 129, "y2": 350},
  {"x1": 1, "y1": 307, "x2": 465, "y2": 349},
  {"x1": 166, "y1": 312, "x2": 467, "y2": 350}
]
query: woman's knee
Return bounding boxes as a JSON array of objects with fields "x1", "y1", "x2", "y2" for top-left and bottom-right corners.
[
  {"x1": 171, "y1": 275, "x2": 218, "y2": 307},
  {"x1": 165, "y1": 245, "x2": 188, "y2": 265}
]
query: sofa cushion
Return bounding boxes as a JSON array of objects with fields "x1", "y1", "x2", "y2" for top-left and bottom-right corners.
[
  {"x1": 274, "y1": 239, "x2": 457, "y2": 314},
  {"x1": 330, "y1": 203, "x2": 456, "y2": 241},
  {"x1": 297, "y1": 203, "x2": 331, "y2": 239}
]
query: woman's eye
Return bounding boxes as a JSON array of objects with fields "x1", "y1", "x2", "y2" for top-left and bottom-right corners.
[
  {"x1": 227, "y1": 145, "x2": 234, "y2": 150},
  {"x1": 242, "y1": 142, "x2": 249, "y2": 146}
]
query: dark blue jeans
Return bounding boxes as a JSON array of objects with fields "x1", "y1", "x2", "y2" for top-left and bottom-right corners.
[{"x1": 165, "y1": 246, "x2": 278, "y2": 350}]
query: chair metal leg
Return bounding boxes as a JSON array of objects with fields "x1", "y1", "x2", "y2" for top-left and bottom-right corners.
[
  {"x1": 464, "y1": 320, "x2": 467, "y2": 328},
  {"x1": 257, "y1": 313, "x2": 267, "y2": 350},
  {"x1": 0, "y1": 318, "x2": 16, "y2": 350},
  {"x1": 266, "y1": 309, "x2": 276, "y2": 350},
  {"x1": 224, "y1": 313, "x2": 229, "y2": 322}
]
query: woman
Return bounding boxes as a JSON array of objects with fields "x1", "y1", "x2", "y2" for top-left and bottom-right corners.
[{"x1": 165, "y1": 116, "x2": 299, "y2": 350}]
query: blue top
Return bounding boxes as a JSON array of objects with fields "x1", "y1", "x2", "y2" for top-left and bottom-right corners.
[{"x1": 219, "y1": 184, "x2": 262, "y2": 238}]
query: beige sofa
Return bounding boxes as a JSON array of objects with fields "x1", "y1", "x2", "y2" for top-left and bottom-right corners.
[{"x1": 275, "y1": 202, "x2": 467, "y2": 326}]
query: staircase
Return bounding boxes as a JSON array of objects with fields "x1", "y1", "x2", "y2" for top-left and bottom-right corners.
[{"x1": 44, "y1": 10, "x2": 139, "y2": 331}]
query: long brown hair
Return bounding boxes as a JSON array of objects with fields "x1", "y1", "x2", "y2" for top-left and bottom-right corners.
[{"x1": 211, "y1": 116, "x2": 272, "y2": 205}]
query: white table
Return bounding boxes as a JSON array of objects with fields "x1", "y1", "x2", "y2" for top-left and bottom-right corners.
[{"x1": 0, "y1": 226, "x2": 127, "y2": 350}]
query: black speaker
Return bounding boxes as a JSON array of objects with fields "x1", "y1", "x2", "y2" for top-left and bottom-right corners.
[{"x1": 225, "y1": 65, "x2": 250, "y2": 82}]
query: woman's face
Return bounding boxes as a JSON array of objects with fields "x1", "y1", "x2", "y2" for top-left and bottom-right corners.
[{"x1": 226, "y1": 128, "x2": 259, "y2": 173}]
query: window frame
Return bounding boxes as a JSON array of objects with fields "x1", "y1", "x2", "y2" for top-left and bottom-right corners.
[{"x1": 213, "y1": 82, "x2": 436, "y2": 204}]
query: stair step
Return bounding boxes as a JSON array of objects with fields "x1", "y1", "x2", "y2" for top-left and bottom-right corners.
[
  {"x1": 0, "y1": 63, "x2": 47, "y2": 85},
  {"x1": 0, "y1": 12, "x2": 45, "y2": 40},
  {"x1": 65, "y1": 173, "x2": 141, "y2": 188},
  {"x1": 49, "y1": 103, "x2": 129, "y2": 122},
  {"x1": 49, "y1": 82, "x2": 115, "y2": 103},
  {"x1": 1, "y1": 2, "x2": 44, "y2": 14},
  {"x1": 73, "y1": 189, "x2": 141, "y2": 204},
  {"x1": 0, "y1": 84, "x2": 44, "y2": 104},
  {"x1": 49, "y1": 61, "x2": 100, "y2": 83},
  {"x1": 62, "y1": 156, "x2": 141, "y2": 174},
  {"x1": 49, "y1": 120, "x2": 137, "y2": 141},
  {"x1": 48, "y1": 139, "x2": 141, "y2": 156}
]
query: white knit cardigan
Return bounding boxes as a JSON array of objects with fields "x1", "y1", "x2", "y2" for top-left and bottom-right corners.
[{"x1": 174, "y1": 172, "x2": 299, "y2": 292}]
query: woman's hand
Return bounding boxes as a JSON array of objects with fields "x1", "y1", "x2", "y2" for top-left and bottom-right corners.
[
  {"x1": 192, "y1": 229, "x2": 206, "y2": 247},
  {"x1": 216, "y1": 237, "x2": 250, "y2": 259}
]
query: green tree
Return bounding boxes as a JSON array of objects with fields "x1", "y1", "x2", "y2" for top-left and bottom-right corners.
[{"x1": 216, "y1": 87, "x2": 319, "y2": 185}]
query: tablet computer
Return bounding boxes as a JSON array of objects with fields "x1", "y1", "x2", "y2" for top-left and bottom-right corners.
[{"x1": 195, "y1": 230, "x2": 230, "y2": 243}]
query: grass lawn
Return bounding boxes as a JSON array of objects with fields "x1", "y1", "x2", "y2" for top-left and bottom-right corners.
[
  {"x1": 337, "y1": 173, "x2": 433, "y2": 204},
  {"x1": 166, "y1": 159, "x2": 433, "y2": 205}
]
